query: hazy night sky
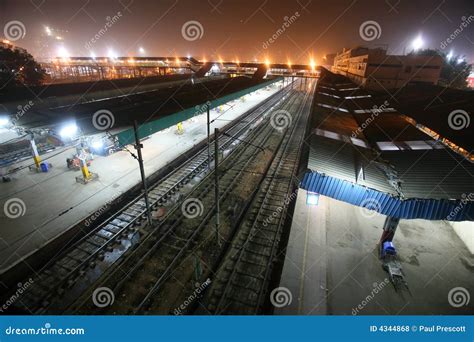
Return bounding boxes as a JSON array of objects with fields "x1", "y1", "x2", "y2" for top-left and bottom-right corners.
[{"x1": 1, "y1": 0, "x2": 473, "y2": 64}]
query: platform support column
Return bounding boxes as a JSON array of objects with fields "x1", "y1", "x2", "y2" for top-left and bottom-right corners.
[
  {"x1": 133, "y1": 120, "x2": 153, "y2": 227},
  {"x1": 214, "y1": 127, "x2": 220, "y2": 245},
  {"x1": 79, "y1": 156, "x2": 91, "y2": 180},
  {"x1": 30, "y1": 139, "x2": 41, "y2": 169},
  {"x1": 380, "y1": 216, "x2": 400, "y2": 244}
]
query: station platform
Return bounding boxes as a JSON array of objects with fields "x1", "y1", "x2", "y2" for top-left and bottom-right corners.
[
  {"x1": 0, "y1": 82, "x2": 283, "y2": 274},
  {"x1": 276, "y1": 189, "x2": 474, "y2": 315}
]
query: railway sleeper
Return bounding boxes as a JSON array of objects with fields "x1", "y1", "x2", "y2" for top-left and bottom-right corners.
[
  {"x1": 239, "y1": 253, "x2": 268, "y2": 268},
  {"x1": 247, "y1": 233, "x2": 275, "y2": 247},
  {"x1": 232, "y1": 272, "x2": 263, "y2": 292},
  {"x1": 224, "y1": 291, "x2": 258, "y2": 310},
  {"x1": 245, "y1": 240, "x2": 273, "y2": 255}
]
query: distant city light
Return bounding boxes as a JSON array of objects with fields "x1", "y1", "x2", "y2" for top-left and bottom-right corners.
[
  {"x1": 457, "y1": 57, "x2": 465, "y2": 64},
  {"x1": 45, "y1": 26, "x2": 52, "y2": 36},
  {"x1": 59, "y1": 123, "x2": 78, "y2": 139},
  {"x1": 90, "y1": 52, "x2": 96, "y2": 59},
  {"x1": 265, "y1": 58, "x2": 271, "y2": 67},
  {"x1": 108, "y1": 49, "x2": 118, "y2": 60},
  {"x1": 411, "y1": 35, "x2": 423, "y2": 51},
  {"x1": 138, "y1": 47, "x2": 145, "y2": 54}
]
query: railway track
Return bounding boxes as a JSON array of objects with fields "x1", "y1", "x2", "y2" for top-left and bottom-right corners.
[
  {"x1": 8, "y1": 81, "x2": 292, "y2": 314},
  {"x1": 200, "y1": 79, "x2": 316, "y2": 314},
  {"x1": 68, "y1": 83, "x2": 307, "y2": 314}
]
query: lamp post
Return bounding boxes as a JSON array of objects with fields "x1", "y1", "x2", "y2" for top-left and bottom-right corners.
[
  {"x1": 207, "y1": 104, "x2": 211, "y2": 170},
  {"x1": 133, "y1": 120, "x2": 152, "y2": 226},
  {"x1": 214, "y1": 127, "x2": 220, "y2": 245}
]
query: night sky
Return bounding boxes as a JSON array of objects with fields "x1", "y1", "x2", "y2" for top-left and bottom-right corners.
[{"x1": 1, "y1": 0, "x2": 473, "y2": 64}]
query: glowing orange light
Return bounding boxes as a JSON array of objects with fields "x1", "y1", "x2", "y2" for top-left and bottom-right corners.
[{"x1": 265, "y1": 58, "x2": 271, "y2": 67}]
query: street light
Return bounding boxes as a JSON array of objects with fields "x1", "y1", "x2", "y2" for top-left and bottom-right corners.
[
  {"x1": 446, "y1": 50, "x2": 453, "y2": 61},
  {"x1": 59, "y1": 122, "x2": 78, "y2": 139},
  {"x1": 138, "y1": 47, "x2": 145, "y2": 55},
  {"x1": 0, "y1": 116, "x2": 10, "y2": 128}
]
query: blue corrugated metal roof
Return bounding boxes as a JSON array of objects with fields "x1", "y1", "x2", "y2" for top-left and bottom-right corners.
[{"x1": 300, "y1": 172, "x2": 473, "y2": 222}]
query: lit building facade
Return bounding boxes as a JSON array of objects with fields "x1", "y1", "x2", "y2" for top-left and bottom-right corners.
[{"x1": 332, "y1": 47, "x2": 443, "y2": 90}]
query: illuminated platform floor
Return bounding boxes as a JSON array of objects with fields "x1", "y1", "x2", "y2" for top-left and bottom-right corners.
[
  {"x1": 276, "y1": 189, "x2": 474, "y2": 315},
  {"x1": 0, "y1": 83, "x2": 282, "y2": 274}
]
